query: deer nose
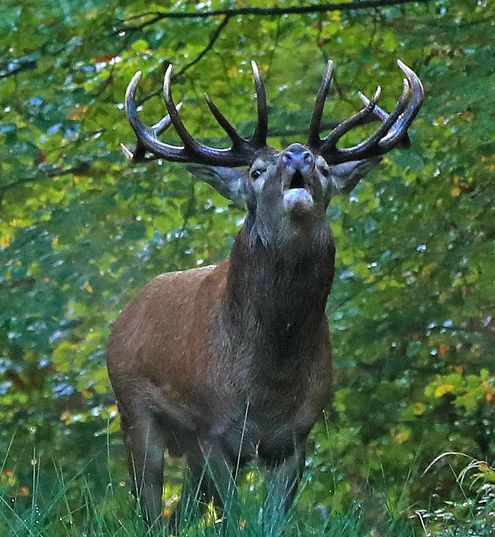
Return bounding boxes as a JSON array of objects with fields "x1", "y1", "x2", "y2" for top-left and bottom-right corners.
[{"x1": 281, "y1": 144, "x2": 314, "y2": 171}]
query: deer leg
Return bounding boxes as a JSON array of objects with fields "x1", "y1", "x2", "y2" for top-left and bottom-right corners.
[
  {"x1": 262, "y1": 445, "x2": 306, "y2": 533},
  {"x1": 121, "y1": 412, "x2": 166, "y2": 531},
  {"x1": 198, "y1": 440, "x2": 239, "y2": 520},
  {"x1": 167, "y1": 462, "x2": 204, "y2": 534},
  {"x1": 168, "y1": 442, "x2": 239, "y2": 533}
]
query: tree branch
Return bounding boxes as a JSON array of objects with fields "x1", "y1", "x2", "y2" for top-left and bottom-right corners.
[
  {"x1": 0, "y1": 60, "x2": 37, "y2": 79},
  {"x1": 176, "y1": 16, "x2": 230, "y2": 79},
  {"x1": 116, "y1": 0, "x2": 430, "y2": 32},
  {"x1": 0, "y1": 163, "x2": 91, "y2": 206},
  {"x1": 138, "y1": 15, "x2": 230, "y2": 105}
]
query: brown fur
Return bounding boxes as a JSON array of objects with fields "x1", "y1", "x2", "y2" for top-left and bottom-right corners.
[{"x1": 108, "y1": 228, "x2": 334, "y2": 459}]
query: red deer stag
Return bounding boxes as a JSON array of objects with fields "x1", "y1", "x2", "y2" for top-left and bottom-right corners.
[{"x1": 108, "y1": 59, "x2": 423, "y2": 531}]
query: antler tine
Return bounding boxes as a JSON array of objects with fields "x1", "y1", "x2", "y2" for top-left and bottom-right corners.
[
  {"x1": 152, "y1": 104, "x2": 182, "y2": 136},
  {"x1": 308, "y1": 60, "x2": 333, "y2": 150},
  {"x1": 318, "y1": 60, "x2": 424, "y2": 164},
  {"x1": 375, "y1": 60, "x2": 424, "y2": 152},
  {"x1": 204, "y1": 93, "x2": 250, "y2": 151},
  {"x1": 121, "y1": 93, "x2": 182, "y2": 162},
  {"x1": 359, "y1": 92, "x2": 411, "y2": 148},
  {"x1": 162, "y1": 65, "x2": 203, "y2": 156},
  {"x1": 123, "y1": 71, "x2": 188, "y2": 162},
  {"x1": 327, "y1": 78, "x2": 410, "y2": 160},
  {"x1": 250, "y1": 61, "x2": 268, "y2": 149},
  {"x1": 356, "y1": 79, "x2": 409, "y2": 150},
  {"x1": 320, "y1": 86, "x2": 382, "y2": 153},
  {"x1": 163, "y1": 64, "x2": 259, "y2": 164},
  {"x1": 121, "y1": 70, "x2": 150, "y2": 161}
]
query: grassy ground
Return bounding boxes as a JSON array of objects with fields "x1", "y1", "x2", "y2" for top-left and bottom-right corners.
[
  {"x1": 1, "y1": 442, "x2": 494, "y2": 537},
  {"x1": 0, "y1": 479, "x2": 415, "y2": 537}
]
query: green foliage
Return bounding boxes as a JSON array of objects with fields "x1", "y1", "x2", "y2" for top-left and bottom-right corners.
[{"x1": 1, "y1": 0, "x2": 494, "y2": 532}]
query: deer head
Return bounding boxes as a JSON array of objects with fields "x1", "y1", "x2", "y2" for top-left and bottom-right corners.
[{"x1": 121, "y1": 60, "x2": 423, "y2": 246}]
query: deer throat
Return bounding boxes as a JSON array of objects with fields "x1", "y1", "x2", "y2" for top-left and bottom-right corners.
[{"x1": 226, "y1": 225, "x2": 335, "y2": 353}]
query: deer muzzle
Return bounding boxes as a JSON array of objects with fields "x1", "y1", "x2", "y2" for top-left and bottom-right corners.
[
  {"x1": 281, "y1": 144, "x2": 315, "y2": 172},
  {"x1": 280, "y1": 144, "x2": 315, "y2": 211}
]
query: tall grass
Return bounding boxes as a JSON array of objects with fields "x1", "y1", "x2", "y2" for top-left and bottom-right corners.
[
  {"x1": 418, "y1": 452, "x2": 495, "y2": 536},
  {"x1": 1, "y1": 442, "x2": 493, "y2": 536},
  {"x1": 0, "y1": 443, "x2": 417, "y2": 537}
]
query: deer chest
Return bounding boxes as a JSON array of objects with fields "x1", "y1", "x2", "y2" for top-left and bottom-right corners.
[{"x1": 209, "y1": 377, "x2": 330, "y2": 466}]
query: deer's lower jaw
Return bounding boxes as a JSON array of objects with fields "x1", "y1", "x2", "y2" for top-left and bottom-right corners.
[
  {"x1": 283, "y1": 187, "x2": 314, "y2": 211},
  {"x1": 281, "y1": 169, "x2": 315, "y2": 211}
]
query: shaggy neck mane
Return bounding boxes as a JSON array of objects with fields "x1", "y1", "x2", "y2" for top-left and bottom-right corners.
[{"x1": 225, "y1": 219, "x2": 335, "y2": 367}]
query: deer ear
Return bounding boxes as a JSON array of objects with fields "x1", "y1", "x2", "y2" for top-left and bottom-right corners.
[
  {"x1": 328, "y1": 157, "x2": 382, "y2": 196},
  {"x1": 186, "y1": 164, "x2": 246, "y2": 202}
]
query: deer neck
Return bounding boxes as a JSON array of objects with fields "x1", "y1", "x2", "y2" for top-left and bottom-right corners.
[{"x1": 225, "y1": 216, "x2": 335, "y2": 362}]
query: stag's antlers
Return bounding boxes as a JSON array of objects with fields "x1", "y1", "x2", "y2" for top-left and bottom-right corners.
[
  {"x1": 122, "y1": 59, "x2": 424, "y2": 166},
  {"x1": 307, "y1": 59, "x2": 423, "y2": 163},
  {"x1": 122, "y1": 62, "x2": 268, "y2": 166}
]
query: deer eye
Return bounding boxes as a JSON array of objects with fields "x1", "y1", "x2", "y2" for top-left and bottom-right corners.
[{"x1": 250, "y1": 169, "x2": 264, "y2": 180}]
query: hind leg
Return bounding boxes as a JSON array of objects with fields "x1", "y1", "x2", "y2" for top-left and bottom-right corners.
[{"x1": 121, "y1": 411, "x2": 166, "y2": 531}]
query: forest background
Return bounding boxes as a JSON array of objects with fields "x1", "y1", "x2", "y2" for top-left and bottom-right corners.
[{"x1": 1, "y1": 0, "x2": 494, "y2": 535}]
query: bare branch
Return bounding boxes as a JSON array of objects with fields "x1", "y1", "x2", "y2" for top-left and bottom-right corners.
[
  {"x1": 175, "y1": 16, "x2": 230, "y2": 79},
  {"x1": 138, "y1": 16, "x2": 230, "y2": 105},
  {"x1": 115, "y1": 0, "x2": 430, "y2": 33},
  {"x1": 0, "y1": 163, "x2": 91, "y2": 206}
]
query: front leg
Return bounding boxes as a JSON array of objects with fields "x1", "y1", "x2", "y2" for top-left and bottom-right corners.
[
  {"x1": 168, "y1": 463, "x2": 204, "y2": 535},
  {"x1": 262, "y1": 445, "x2": 306, "y2": 533},
  {"x1": 198, "y1": 440, "x2": 242, "y2": 531},
  {"x1": 169, "y1": 439, "x2": 240, "y2": 534}
]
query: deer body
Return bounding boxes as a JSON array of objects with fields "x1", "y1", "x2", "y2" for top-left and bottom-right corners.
[
  {"x1": 108, "y1": 59, "x2": 423, "y2": 530},
  {"x1": 108, "y1": 165, "x2": 336, "y2": 527},
  {"x1": 108, "y1": 221, "x2": 334, "y2": 462}
]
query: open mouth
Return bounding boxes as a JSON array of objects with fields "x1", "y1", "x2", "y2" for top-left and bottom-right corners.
[
  {"x1": 282, "y1": 170, "x2": 314, "y2": 210},
  {"x1": 289, "y1": 170, "x2": 306, "y2": 189},
  {"x1": 283, "y1": 170, "x2": 312, "y2": 194}
]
